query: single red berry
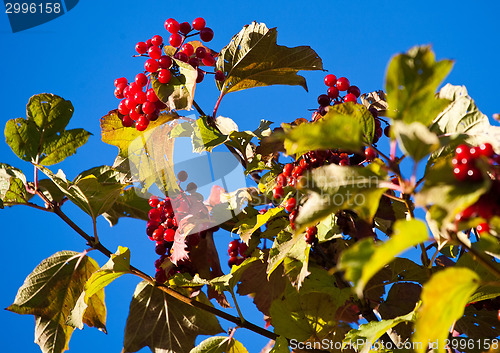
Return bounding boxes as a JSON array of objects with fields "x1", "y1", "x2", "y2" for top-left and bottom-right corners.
[
  {"x1": 202, "y1": 54, "x2": 215, "y2": 66},
  {"x1": 165, "y1": 19, "x2": 180, "y2": 34},
  {"x1": 276, "y1": 173, "x2": 287, "y2": 187},
  {"x1": 134, "y1": 91, "x2": 147, "y2": 104},
  {"x1": 347, "y1": 85, "x2": 361, "y2": 98},
  {"x1": 455, "y1": 144, "x2": 471, "y2": 160},
  {"x1": 146, "y1": 88, "x2": 158, "y2": 102},
  {"x1": 283, "y1": 163, "x2": 294, "y2": 176},
  {"x1": 195, "y1": 46, "x2": 206, "y2": 59},
  {"x1": 273, "y1": 185, "x2": 284, "y2": 199},
  {"x1": 324, "y1": 74, "x2": 337, "y2": 87},
  {"x1": 151, "y1": 35, "x2": 163, "y2": 46},
  {"x1": 114, "y1": 77, "x2": 128, "y2": 87},
  {"x1": 121, "y1": 115, "x2": 133, "y2": 128},
  {"x1": 155, "y1": 269, "x2": 167, "y2": 283},
  {"x1": 135, "y1": 41, "x2": 148, "y2": 54},
  {"x1": 467, "y1": 166, "x2": 482, "y2": 181},
  {"x1": 192, "y1": 17, "x2": 206, "y2": 30},
  {"x1": 478, "y1": 143, "x2": 494, "y2": 158},
  {"x1": 336, "y1": 77, "x2": 350, "y2": 91},
  {"x1": 149, "y1": 208, "x2": 161, "y2": 221},
  {"x1": 163, "y1": 228, "x2": 176, "y2": 242},
  {"x1": 477, "y1": 223, "x2": 490, "y2": 234},
  {"x1": 181, "y1": 43, "x2": 194, "y2": 56},
  {"x1": 114, "y1": 87, "x2": 125, "y2": 99},
  {"x1": 148, "y1": 46, "x2": 162, "y2": 60},
  {"x1": 453, "y1": 164, "x2": 468, "y2": 181},
  {"x1": 343, "y1": 93, "x2": 357, "y2": 103},
  {"x1": 384, "y1": 125, "x2": 391, "y2": 137},
  {"x1": 339, "y1": 159, "x2": 350, "y2": 166},
  {"x1": 145, "y1": 59, "x2": 159, "y2": 73},
  {"x1": 142, "y1": 101, "x2": 156, "y2": 115},
  {"x1": 327, "y1": 86, "x2": 339, "y2": 99},
  {"x1": 299, "y1": 159, "x2": 309, "y2": 169},
  {"x1": 174, "y1": 51, "x2": 189, "y2": 62},
  {"x1": 155, "y1": 242, "x2": 167, "y2": 256},
  {"x1": 365, "y1": 147, "x2": 378, "y2": 161},
  {"x1": 179, "y1": 22, "x2": 191, "y2": 35},
  {"x1": 292, "y1": 166, "x2": 304, "y2": 178},
  {"x1": 158, "y1": 55, "x2": 173, "y2": 69},
  {"x1": 317, "y1": 94, "x2": 330, "y2": 107},
  {"x1": 146, "y1": 38, "x2": 153, "y2": 48},
  {"x1": 169, "y1": 33, "x2": 183, "y2": 47},
  {"x1": 196, "y1": 69, "x2": 205, "y2": 83},
  {"x1": 304, "y1": 226, "x2": 317, "y2": 244},
  {"x1": 135, "y1": 73, "x2": 148, "y2": 87},
  {"x1": 188, "y1": 57, "x2": 200, "y2": 68},
  {"x1": 177, "y1": 170, "x2": 188, "y2": 182},
  {"x1": 152, "y1": 227, "x2": 165, "y2": 241},
  {"x1": 214, "y1": 70, "x2": 225, "y2": 81},
  {"x1": 228, "y1": 239, "x2": 240, "y2": 252},
  {"x1": 285, "y1": 197, "x2": 296, "y2": 212},
  {"x1": 187, "y1": 233, "x2": 201, "y2": 247},
  {"x1": 136, "y1": 116, "x2": 149, "y2": 131},
  {"x1": 199, "y1": 27, "x2": 214, "y2": 42},
  {"x1": 149, "y1": 195, "x2": 160, "y2": 208},
  {"x1": 239, "y1": 242, "x2": 249, "y2": 257},
  {"x1": 158, "y1": 69, "x2": 171, "y2": 84},
  {"x1": 118, "y1": 100, "x2": 129, "y2": 115},
  {"x1": 375, "y1": 126, "x2": 383, "y2": 138},
  {"x1": 228, "y1": 256, "x2": 239, "y2": 267}
]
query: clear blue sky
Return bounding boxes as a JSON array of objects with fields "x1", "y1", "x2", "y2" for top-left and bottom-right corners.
[{"x1": 1, "y1": 1, "x2": 500, "y2": 352}]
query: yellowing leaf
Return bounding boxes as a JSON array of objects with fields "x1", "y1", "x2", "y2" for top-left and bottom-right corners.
[
  {"x1": 413, "y1": 267, "x2": 480, "y2": 353},
  {"x1": 216, "y1": 22, "x2": 322, "y2": 96}
]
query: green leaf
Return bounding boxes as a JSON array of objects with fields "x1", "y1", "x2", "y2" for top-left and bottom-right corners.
[
  {"x1": 192, "y1": 117, "x2": 228, "y2": 153},
  {"x1": 385, "y1": 45, "x2": 453, "y2": 125},
  {"x1": 67, "y1": 247, "x2": 130, "y2": 330},
  {"x1": 269, "y1": 267, "x2": 351, "y2": 342},
  {"x1": 270, "y1": 336, "x2": 290, "y2": 353},
  {"x1": 152, "y1": 59, "x2": 198, "y2": 111},
  {"x1": 5, "y1": 93, "x2": 91, "y2": 165},
  {"x1": 190, "y1": 336, "x2": 248, "y2": 353},
  {"x1": 235, "y1": 207, "x2": 285, "y2": 243},
  {"x1": 344, "y1": 310, "x2": 416, "y2": 352},
  {"x1": 39, "y1": 166, "x2": 128, "y2": 222},
  {"x1": 123, "y1": 281, "x2": 223, "y2": 353},
  {"x1": 413, "y1": 267, "x2": 480, "y2": 353},
  {"x1": 7, "y1": 251, "x2": 105, "y2": 353},
  {"x1": 456, "y1": 253, "x2": 500, "y2": 303},
  {"x1": 216, "y1": 22, "x2": 322, "y2": 96},
  {"x1": 101, "y1": 187, "x2": 151, "y2": 226},
  {"x1": 283, "y1": 102, "x2": 374, "y2": 156},
  {"x1": 295, "y1": 160, "x2": 389, "y2": 232},
  {"x1": 392, "y1": 121, "x2": 440, "y2": 161},
  {"x1": 338, "y1": 219, "x2": 429, "y2": 297},
  {"x1": 0, "y1": 163, "x2": 30, "y2": 205}
]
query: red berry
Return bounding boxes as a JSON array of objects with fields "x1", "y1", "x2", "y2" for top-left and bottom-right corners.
[
  {"x1": 202, "y1": 54, "x2": 215, "y2": 66},
  {"x1": 384, "y1": 125, "x2": 391, "y2": 137},
  {"x1": 149, "y1": 208, "x2": 161, "y2": 221},
  {"x1": 478, "y1": 143, "x2": 494, "y2": 158},
  {"x1": 343, "y1": 93, "x2": 357, "y2": 103},
  {"x1": 365, "y1": 147, "x2": 377, "y2": 161},
  {"x1": 174, "y1": 52, "x2": 189, "y2": 63},
  {"x1": 477, "y1": 223, "x2": 490, "y2": 234},
  {"x1": 179, "y1": 22, "x2": 191, "y2": 35},
  {"x1": 187, "y1": 233, "x2": 201, "y2": 247},
  {"x1": 453, "y1": 164, "x2": 468, "y2": 181},
  {"x1": 188, "y1": 57, "x2": 200, "y2": 68},
  {"x1": 145, "y1": 59, "x2": 159, "y2": 73},
  {"x1": 292, "y1": 166, "x2": 304, "y2": 178},
  {"x1": 228, "y1": 256, "x2": 239, "y2": 267},
  {"x1": 195, "y1": 46, "x2": 206, "y2": 59},
  {"x1": 199, "y1": 27, "x2": 214, "y2": 42},
  {"x1": 318, "y1": 94, "x2": 330, "y2": 107},
  {"x1": 228, "y1": 239, "x2": 240, "y2": 252},
  {"x1": 305, "y1": 226, "x2": 317, "y2": 244},
  {"x1": 134, "y1": 91, "x2": 147, "y2": 104},
  {"x1": 149, "y1": 195, "x2": 160, "y2": 208},
  {"x1": 135, "y1": 41, "x2": 148, "y2": 54},
  {"x1": 158, "y1": 55, "x2": 173, "y2": 69},
  {"x1": 455, "y1": 144, "x2": 471, "y2": 160},
  {"x1": 151, "y1": 35, "x2": 163, "y2": 46},
  {"x1": 142, "y1": 101, "x2": 156, "y2": 115},
  {"x1": 327, "y1": 86, "x2": 339, "y2": 99},
  {"x1": 283, "y1": 163, "x2": 294, "y2": 177},
  {"x1": 121, "y1": 115, "x2": 133, "y2": 128},
  {"x1": 165, "y1": 18, "x2": 180, "y2": 34},
  {"x1": 273, "y1": 185, "x2": 284, "y2": 199},
  {"x1": 114, "y1": 77, "x2": 127, "y2": 87},
  {"x1": 169, "y1": 33, "x2": 183, "y2": 47},
  {"x1": 336, "y1": 77, "x2": 350, "y2": 91},
  {"x1": 180, "y1": 43, "x2": 194, "y2": 56},
  {"x1": 136, "y1": 116, "x2": 149, "y2": 131},
  {"x1": 339, "y1": 159, "x2": 350, "y2": 166},
  {"x1": 214, "y1": 70, "x2": 225, "y2": 81},
  {"x1": 114, "y1": 87, "x2": 125, "y2": 99},
  {"x1": 155, "y1": 242, "x2": 167, "y2": 256},
  {"x1": 148, "y1": 45, "x2": 162, "y2": 60},
  {"x1": 155, "y1": 269, "x2": 167, "y2": 283},
  {"x1": 467, "y1": 166, "x2": 482, "y2": 181},
  {"x1": 135, "y1": 73, "x2": 148, "y2": 87},
  {"x1": 177, "y1": 170, "x2": 188, "y2": 182},
  {"x1": 324, "y1": 74, "x2": 337, "y2": 87},
  {"x1": 196, "y1": 69, "x2": 205, "y2": 83},
  {"x1": 239, "y1": 242, "x2": 249, "y2": 257},
  {"x1": 158, "y1": 69, "x2": 171, "y2": 84},
  {"x1": 347, "y1": 85, "x2": 361, "y2": 98},
  {"x1": 163, "y1": 228, "x2": 176, "y2": 242},
  {"x1": 152, "y1": 227, "x2": 165, "y2": 241},
  {"x1": 192, "y1": 17, "x2": 206, "y2": 30},
  {"x1": 285, "y1": 197, "x2": 296, "y2": 212},
  {"x1": 146, "y1": 88, "x2": 158, "y2": 102}
]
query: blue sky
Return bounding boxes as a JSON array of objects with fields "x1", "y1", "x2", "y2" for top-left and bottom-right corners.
[{"x1": 1, "y1": 1, "x2": 500, "y2": 352}]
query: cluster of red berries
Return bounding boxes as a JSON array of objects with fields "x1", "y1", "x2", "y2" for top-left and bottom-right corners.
[
  {"x1": 112, "y1": 17, "x2": 225, "y2": 131},
  {"x1": 452, "y1": 143, "x2": 495, "y2": 182},
  {"x1": 368, "y1": 107, "x2": 390, "y2": 145},
  {"x1": 227, "y1": 239, "x2": 250, "y2": 267},
  {"x1": 316, "y1": 74, "x2": 361, "y2": 112},
  {"x1": 455, "y1": 189, "x2": 500, "y2": 236}
]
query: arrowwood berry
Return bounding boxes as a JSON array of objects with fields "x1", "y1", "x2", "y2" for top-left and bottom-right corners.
[
  {"x1": 169, "y1": 33, "x2": 183, "y2": 47},
  {"x1": 327, "y1": 86, "x2": 339, "y2": 99},
  {"x1": 145, "y1": 59, "x2": 159, "y2": 73},
  {"x1": 142, "y1": 101, "x2": 156, "y2": 115},
  {"x1": 165, "y1": 18, "x2": 180, "y2": 34},
  {"x1": 347, "y1": 85, "x2": 361, "y2": 98},
  {"x1": 114, "y1": 87, "x2": 125, "y2": 99},
  {"x1": 200, "y1": 27, "x2": 214, "y2": 42},
  {"x1": 365, "y1": 147, "x2": 378, "y2": 161},
  {"x1": 121, "y1": 115, "x2": 133, "y2": 127},
  {"x1": 146, "y1": 88, "x2": 158, "y2": 102},
  {"x1": 136, "y1": 116, "x2": 149, "y2": 131},
  {"x1": 181, "y1": 43, "x2": 194, "y2": 56},
  {"x1": 158, "y1": 55, "x2": 173, "y2": 69},
  {"x1": 158, "y1": 69, "x2": 171, "y2": 84},
  {"x1": 179, "y1": 22, "x2": 192, "y2": 35},
  {"x1": 148, "y1": 46, "x2": 162, "y2": 60},
  {"x1": 324, "y1": 74, "x2": 337, "y2": 87},
  {"x1": 477, "y1": 223, "x2": 490, "y2": 234},
  {"x1": 114, "y1": 77, "x2": 127, "y2": 87},
  {"x1": 317, "y1": 94, "x2": 330, "y2": 107},
  {"x1": 163, "y1": 228, "x2": 176, "y2": 242},
  {"x1": 135, "y1": 41, "x2": 148, "y2": 54},
  {"x1": 344, "y1": 93, "x2": 357, "y2": 103},
  {"x1": 215, "y1": 70, "x2": 225, "y2": 81},
  {"x1": 273, "y1": 185, "x2": 284, "y2": 199},
  {"x1": 134, "y1": 91, "x2": 147, "y2": 104},
  {"x1": 151, "y1": 35, "x2": 163, "y2": 46},
  {"x1": 149, "y1": 207, "x2": 161, "y2": 221},
  {"x1": 149, "y1": 195, "x2": 160, "y2": 208},
  {"x1": 285, "y1": 197, "x2": 296, "y2": 212},
  {"x1": 202, "y1": 54, "x2": 215, "y2": 66},
  {"x1": 188, "y1": 57, "x2": 200, "y2": 67},
  {"x1": 195, "y1": 46, "x2": 206, "y2": 59},
  {"x1": 336, "y1": 77, "x2": 350, "y2": 91},
  {"x1": 196, "y1": 69, "x2": 205, "y2": 83},
  {"x1": 192, "y1": 17, "x2": 206, "y2": 30},
  {"x1": 174, "y1": 52, "x2": 189, "y2": 63},
  {"x1": 135, "y1": 73, "x2": 148, "y2": 87}
]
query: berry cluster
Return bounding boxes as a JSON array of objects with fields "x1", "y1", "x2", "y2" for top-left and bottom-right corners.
[
  {"x1": 452, "y1": 143, "x2": 495, "y2": 182},
  {"x1": 112, "y1": 17, "x2": 225, "y2": 131},
  {"x1": 227, "y1": 239, "x2": 250, "y2": 267},
  {"x1": 317, "y1": 74, "x2": 361, "y2": 112}
]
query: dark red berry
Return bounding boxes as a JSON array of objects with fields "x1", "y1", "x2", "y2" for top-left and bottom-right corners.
[
  {"x1": 384, "y1": 125, "x2": 391, "y2": 137},
  {"x1": 453, "y1": 164, "x2": 468, "y2": 181},
  {"x1": 317, "y1": 94, "x2": 330, "y2": 107},
  {"x1": 179, "y1": 22, "x2": 191, "y2": 35},
  {"x1": 327, "y1": 86, "x2": 339, "y2": 99},
  {"x1": 228, "y1": 256, "x2": 239, "y2": 267},
  {"x1": 195, "y1": 46, "x2": 207, "y2": 59},
  {"x1": 347, "y1": 85, "x2": 361, "y2": 98},
  {"x1": 365, "y1": 147, "x2": 378, "y2": 161},
  {"x1": 273, "y1": 185, "x2": 284, "y2": 199},
  {"x1": 121, "y1": 115, "x2": 133, "y2": 127},
  {"x1": 228, "y1": 239, "x2": 240, "y2": 252},
  {"x1": 192, "y1": 17, "x2": 206, "y2": 31},
  {"x1": 336, "y1": 77, "x2": 350, "y2": 91},
  {"x1": 285, "y1": 197, "x2": 296, "y2": 212},
  {"x1": 155, "y1": 269, "x2": 167, "y2": 283},
  {"x1": 467, "y1": 166, "x2": 482, "y2": 181},
  {"x1": 158, "y1": 55, "x2": 173, "y2": 69},
  {"x1": 199, "y1": 27, "x2": 214, "y2": 42},
  {"x1": 186, "y1": 182, "x2": 197, "y2": 193},
  {"x1": 202, "y1": 54, "x2": 215, "y2": 66},
  {"x1": 215, "y1": 70, "x2": 225, "y2": 81},
  {"x1": 304, "y1": 226, "x2": 317, "y2": 244},
  {"x1": 196, "y1": 69, "x2": 205, "y2": 83}
]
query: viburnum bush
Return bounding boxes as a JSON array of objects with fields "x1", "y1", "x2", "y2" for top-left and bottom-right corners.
[{"x1": 2, "y1": 17, "x2": 500, "y2": 353}]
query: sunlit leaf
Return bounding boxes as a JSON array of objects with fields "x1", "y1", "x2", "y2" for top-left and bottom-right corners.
[
  {"x1": 392, "y1": 121, "x2": 440, "y2": 161},
  {"x1": 190, "y1": 336, "x2": 249, "y2": 353},
  {"x1": 123, "y1": 281, "x2": 223, "y2": 353},
  {"x1": 385, "y1": 45, "x2": 453, "y2": 125},
  {"x1": 283, "y1": 102, "x2": 374, "y2": 156},
  {"x1": 0, "y1": 163, "x2": 30, "y2": 206},
  {"x1": 413, "y1": 267, "x2": 480, "y2": 353},
  {"x1": 216, "y1": 22, "x2": 322, "y2": 96},
  {"x1": 338, "y1": 219, "x2": 429, "y2": 297},
  {"x1": 270, "y1": 336, "x2": 290, "y2": 353},
  {"x1": 101, "y1": 187, "x2": 151, "y2": 226},
  {"x1": 235, "y1": 207, "x2": 285, "y2": 243}
]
